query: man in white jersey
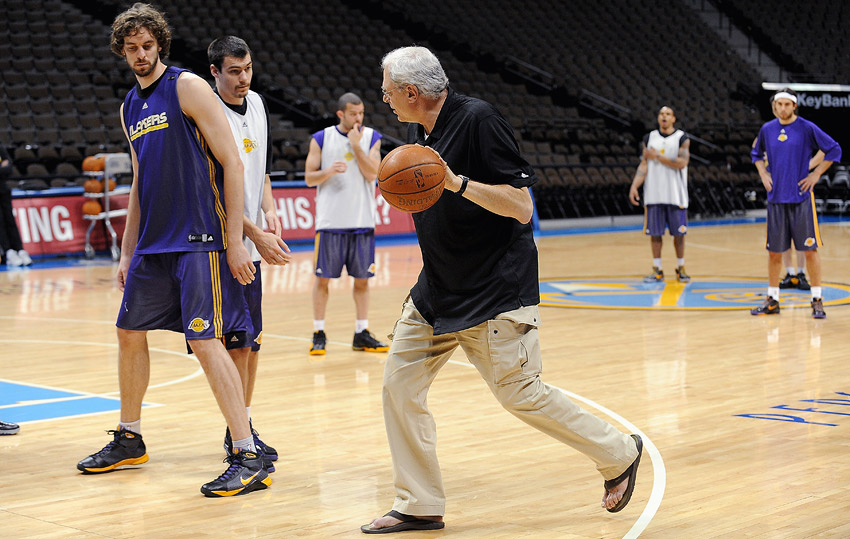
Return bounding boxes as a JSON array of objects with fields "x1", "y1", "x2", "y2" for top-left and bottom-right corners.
[
  {"x1": 629, "y1": 106, "x2": 691, "y2": 283},
  {"x1": 304, "y1": 93, "x2": 388, "y2": 355},
  {"x1": 209, "y1": 36, "x2": 291, "y2": 470}
]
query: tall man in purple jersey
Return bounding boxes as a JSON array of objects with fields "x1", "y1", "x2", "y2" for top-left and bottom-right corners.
[
  {"x1": 77, "y1": 3, "x2": 271, "y2": 498},
  {"x1": 750, "y1": 88, "x2": 841, "y2": 319}
]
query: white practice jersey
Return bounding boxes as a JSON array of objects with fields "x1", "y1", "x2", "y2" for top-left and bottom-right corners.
[
  {"x1": 643, "y1": 129, "x2": 689, "y2": 208},
  {"x1": 218, "y1": 90, "x2": 269, "y2": 261},
  {"x1": 314, "y1": 126, "x2": 380, "y2": 230}
]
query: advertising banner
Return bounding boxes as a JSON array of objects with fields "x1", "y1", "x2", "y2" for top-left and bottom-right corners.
[{"x1": 11, "y1": 185, "x2": 415, "y2": 257}]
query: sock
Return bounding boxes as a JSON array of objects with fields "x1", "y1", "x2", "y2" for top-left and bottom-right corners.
[
  {"x1": 677, "y1": 258, "x2": 685, "y2": 268},
  {"x1": 232, "y1": 435, "x2": 256, "y2": 454},
  {"x1": 787, "y1": 266, "x2": 795, "y2": 276},
  {"x1": 652, "y1": 258, "x2": 662, "y2": 270},
  {"x1": 119, "y1": 419, "x2": 141, "y2": 435},
  {"x1": 811, "y1": 287, "x2": 822, "y2": 299},
  {"x1": 768, "y1": 287, "x2": 780, "y2": 301},
  {"x1": 313, "y1": 320, "x2": 325, "y2": 332},
  {"x1": 355, "y1": 319, "x2": 369, "y2": 333},
  {"x1": 246, "y1": 407, "x2": 251, "y2": 423}
]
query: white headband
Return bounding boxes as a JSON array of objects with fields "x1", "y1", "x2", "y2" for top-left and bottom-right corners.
[{"x1": 773, "y1": 91, "x2": 797, "y2": 104}]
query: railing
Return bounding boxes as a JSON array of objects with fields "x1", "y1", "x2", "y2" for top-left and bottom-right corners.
[
  {"x1": 577, "y1": 90, "x2": 633, "y2": 127},
  {"x1": 503, "y1": 55, "x2": 556, "y2": 91}
]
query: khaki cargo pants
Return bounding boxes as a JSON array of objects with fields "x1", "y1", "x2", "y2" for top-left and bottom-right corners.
[{"x1": 382, "y1": 296, "x2": 638, "y2": 516}]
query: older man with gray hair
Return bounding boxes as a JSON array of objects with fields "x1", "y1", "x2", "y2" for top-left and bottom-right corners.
[{"x1": 361, "y1": 46, "x2": 643, "y2": 534}]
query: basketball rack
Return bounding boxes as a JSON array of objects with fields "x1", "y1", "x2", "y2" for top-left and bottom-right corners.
[{"x1": 83, "y1": 152, "x2": 131, "y2": 261}]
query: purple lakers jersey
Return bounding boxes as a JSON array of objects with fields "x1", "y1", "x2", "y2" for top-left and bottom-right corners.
[{"x1": 123, "y1": 66, "x2": 228, "y2": 253}]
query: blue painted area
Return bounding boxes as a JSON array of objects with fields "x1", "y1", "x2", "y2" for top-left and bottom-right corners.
[
  {"x1": 0, "y1": 256, "x2": 115, "y2": 271},
  {"x1": 0, "y1": 381, "x2": 82, "y2": 405},
  {"x1": 0, "y1": 381, "x2": 155, "y2": 424},
  {"x1": 5, "y1": 216, "x2": 849, "y2": 270},
  {"x1": 540, "y1": 277, "x2": 850, "y2": 310},
  {"x1": 735, "y1": 392, "x2": 850, "y2": 427}
]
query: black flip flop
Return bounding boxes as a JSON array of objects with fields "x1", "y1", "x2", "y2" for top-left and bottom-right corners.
[
  {"x1": 361, "y1": 510, "x2": 445, "y2": 534},
  {"x1": 604, "y1": 434, "x2": 643, "y2": 513}
]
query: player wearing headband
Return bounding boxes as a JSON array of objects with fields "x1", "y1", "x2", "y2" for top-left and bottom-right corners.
[{"x1": 750, "y1": 88, "x2": 841, "y2": 318}]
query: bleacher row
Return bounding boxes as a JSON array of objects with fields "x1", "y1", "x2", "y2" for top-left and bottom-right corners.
[{"x1": 2, "y1": 0, "x2": 849, "y2": 220}]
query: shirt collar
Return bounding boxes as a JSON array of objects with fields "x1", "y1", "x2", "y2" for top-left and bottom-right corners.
[{"x1": 422, "y1": 86, "x2": 455, "y2": 142}]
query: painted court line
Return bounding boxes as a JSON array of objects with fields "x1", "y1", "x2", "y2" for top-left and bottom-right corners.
[{"x1": 0, "y1": 339, "x2": 204, "y2": 424}]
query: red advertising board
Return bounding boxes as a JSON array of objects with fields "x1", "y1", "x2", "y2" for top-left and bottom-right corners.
[
  {"x1": 11, "y1": 192, "x2": 131, "y2": 256},
  {"x1": 11, "y1": 185, "x2": 415, "y2": 257}
]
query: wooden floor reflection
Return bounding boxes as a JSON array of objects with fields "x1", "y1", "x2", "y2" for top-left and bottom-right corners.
[{"x1": 2, "y1": 221, "x2": 850, "y2": 538}]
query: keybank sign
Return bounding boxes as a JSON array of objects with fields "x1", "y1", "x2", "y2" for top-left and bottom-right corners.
[{"x1": 798, "y1": 92, "x2": 850, "y2": 109}]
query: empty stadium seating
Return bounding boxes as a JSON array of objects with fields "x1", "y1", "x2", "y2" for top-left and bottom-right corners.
[{"x1": 1, "y1": 0, "x2": 847, "y2": 218}]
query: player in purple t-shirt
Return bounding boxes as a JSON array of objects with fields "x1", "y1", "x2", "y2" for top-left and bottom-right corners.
[{"x1": 750, "y1": 88, "x2": 841, "y2": 318}]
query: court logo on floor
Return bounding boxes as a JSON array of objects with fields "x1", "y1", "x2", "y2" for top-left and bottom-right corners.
[{"x1": 539, "y1": 276, "x2": 850, "y2": 310}]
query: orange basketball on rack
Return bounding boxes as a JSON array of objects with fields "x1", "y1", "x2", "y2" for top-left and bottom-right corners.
[
  {"x1": 82, "y1": 156, "x2": 106, "y2": 172},
  {"x1": 108, "y1": 178, "x2": 117, "y2": 191},
  {"x1": 82, "y1": 200, "x2": 102, "y2": 215},
  {"x1": 377, "y1": 144, "x2": 446, "y2": 213},
  {"x1": 83, "y1": 178, "x2": 103, "y2": 193}
]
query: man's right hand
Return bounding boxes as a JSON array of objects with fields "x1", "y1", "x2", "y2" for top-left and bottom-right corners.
[
  {"x1": 116, "y1": 257, "x2": 131, "y2": 291},
  {"x1": 255, "y1": 231, "x2": 292, "y2": 266},
  {"x1": 760, "y1": 172, "x2": 773, "y2": 192},
  {"x1": 328, "y1": 161, "x2": 347, "y2": 175},
  {"x1": 629, "y1": 186, "x2": 640, "y2": 206}
]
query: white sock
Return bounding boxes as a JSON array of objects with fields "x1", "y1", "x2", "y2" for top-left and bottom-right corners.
[
  {"x1": 811, "y1": 287, "x2": 822, "y2": 299},
  {"x1": 677, "y1": 258, "x2": 685, "y2": 267},
  {"x1": 313, "y1": 320, "x2": 325, "y2": 331},
  {"x1": 119, "y1": 419, "x2": 141, "y2": 435},
  {"x1": 232, "y1": 435, "x2": 256, "y2": 454},
  {"x1": 246, "y1": 407, "x2": 251, "y2": 423},
  {"x1": 768, "y1": 287, "x2": 780, "y2": 301},
  {"x1": 356, "y1": 319, "x2": 369, "y2": 333},
  {"x1": 786, "y1": 266, "x2": 795, "y2": 275},
  {"x1": 652, "y1": 258, "x2": 662, "y2": 269}
]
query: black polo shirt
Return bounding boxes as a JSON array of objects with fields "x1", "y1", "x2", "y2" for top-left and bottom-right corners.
[{"x1": 406, "y1": 88, "x2": 540, "y2": 335}]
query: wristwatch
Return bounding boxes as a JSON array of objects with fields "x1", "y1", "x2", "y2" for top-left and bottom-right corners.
[{"x1": 457, "y1": 175, "x2": 470, "y2": 196}]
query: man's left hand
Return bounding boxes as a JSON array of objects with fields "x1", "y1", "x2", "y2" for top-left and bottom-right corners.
[
  {"x1": 227, "y1": 244, "x2": 256, "y2": 285},
  {"x1": 798, "y1": 172, "x2": 820, "y2": 193},
  {"x1": 348, "y1": 123, "x2": 363, "y2": 145}
]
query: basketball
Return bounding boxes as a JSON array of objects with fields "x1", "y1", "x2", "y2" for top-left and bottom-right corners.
[
  {"x1": 82, "y1": 155, "x2": 105, "y2": 172},
  {"x1": 83, "y1": 178, "x2": 102, "y2": 193},
  {"x1": 377, "y1": 144, "x2": 446, "y2": 213},
  {"x1": 82, "y1": 200, "x2": 102, "y2": 215}
]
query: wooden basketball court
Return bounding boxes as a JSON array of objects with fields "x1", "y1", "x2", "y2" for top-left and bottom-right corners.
[{"x1": 2, "y1": 221, "x2": 849, "y2": 538}]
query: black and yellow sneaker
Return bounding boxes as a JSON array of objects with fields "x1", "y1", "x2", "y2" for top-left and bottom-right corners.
[
  {"x1": 253, "y1": 427, "x2": 278, "y2": 465},
  {"x1": 643, "y1": 267, "x2": 664, "y2": 283},
  {"x1": 224, "y1": 423, "x2": 277, "y2": 473},
  {"x1": 77, "y1": 429, "x2": 149, "y2": 473},
  {"x1": 811, "y1": 297, "x2": 826, "y2": 319},
  {"x1": 779, "y1": 272, "x2": 798, "y2": 289},
  {"x1": 200, "y1": 448, "x2": 271, "y2": 497},
  {"x1": 675, "y1": 266, "x2": 691, "y2": 283},
  {"x1": 0, "y1": 420, "x2": 20, "y2": 435},
  {"x1": 352, "y1": 329, "x2": 389, "y2": 352},
  {"x1": 750, "y1": 297, "x2": 780, "y2": 316},
  {"x1": 309, "y1": 330, "x2": 327, "y2": 355},
  {"x1": 797, "y1": 273, "x2": 811, "y2": 291}
]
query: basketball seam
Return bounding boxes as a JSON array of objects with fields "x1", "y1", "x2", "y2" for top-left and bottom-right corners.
[
  {"x1": 379, "y1": 184, "x2": 445, "y2": 196},
  {"x1": 378, "y1": 162, "x2": 445, "y2": 183}
]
